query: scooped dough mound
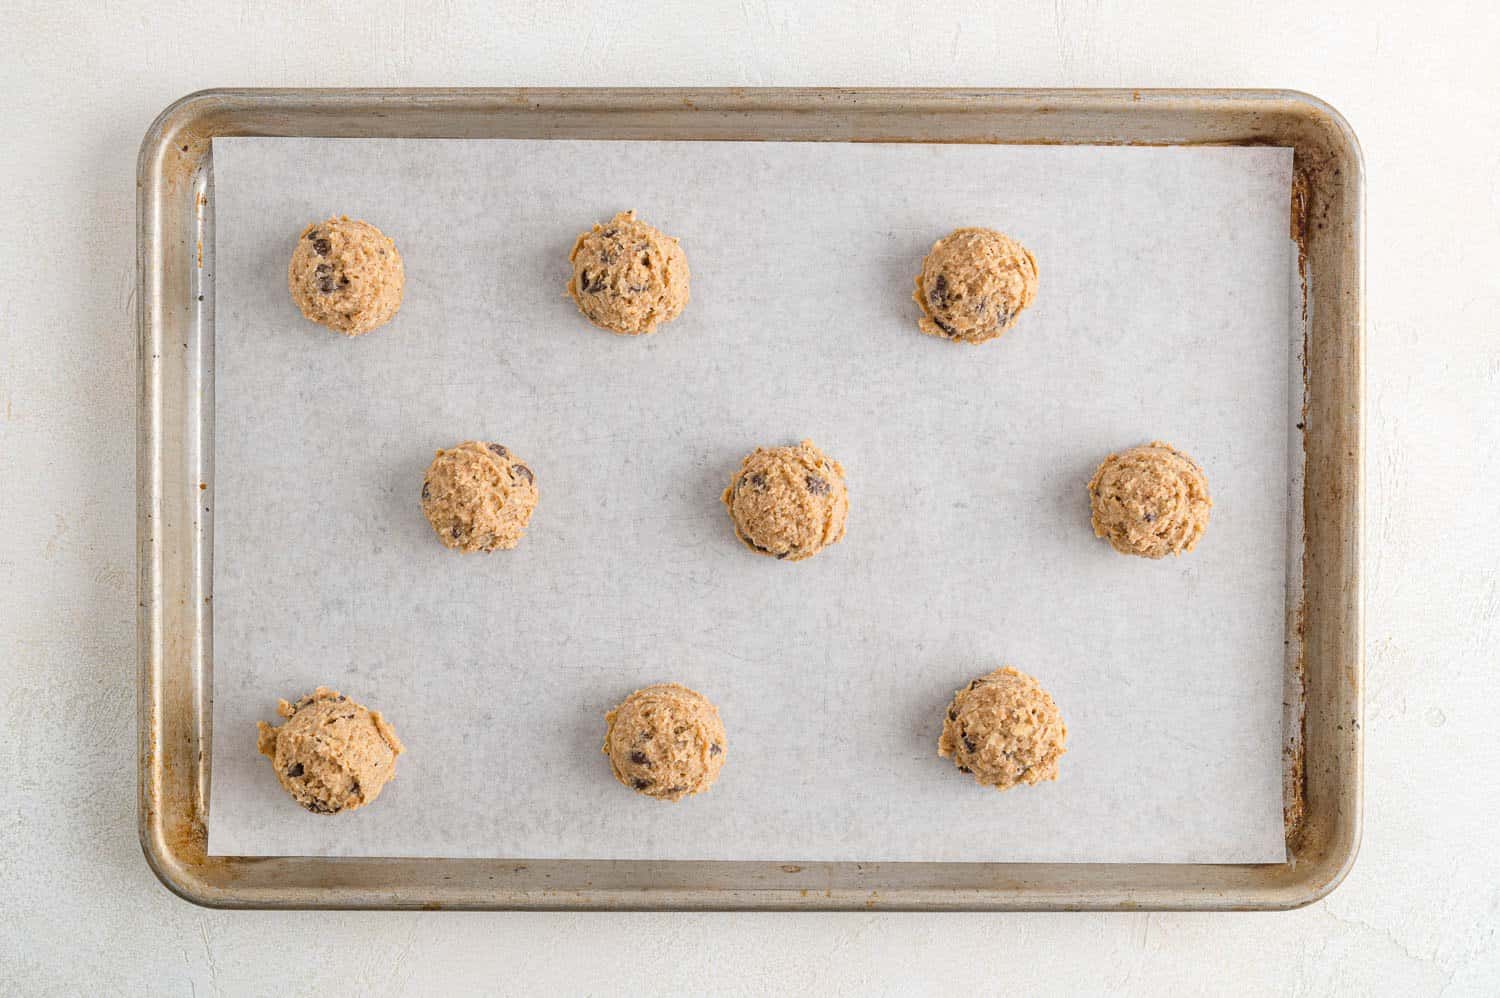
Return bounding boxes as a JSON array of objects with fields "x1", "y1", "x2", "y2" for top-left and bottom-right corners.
[
  {"x1": 287, "y1": 216, "x2": 405, "y2": 335},
  {"x1": 421, "y1": 440, "x2": 539, "y2": 553},
  {"x1": 1088, "y1": 441, "x2": 1211, "y2": 559},
  {"x1": 603, "y1": 684, "x2": 726, "y2": 802},
  {"x1": 938, "y1": 667, "x2": 1066, "y2": 790},
  {"x1": 256, "y1": 687, "x2": 404, "y2": 814},
  {"x1": 567, "y1": 210, "x2": 690, "y2": 335},
  {"x1": 913, "y1": 227, "x2": 1038, "y2": 343},
  {"x1": 721, "y1": 439, "x2": 848, "y2": 562}
]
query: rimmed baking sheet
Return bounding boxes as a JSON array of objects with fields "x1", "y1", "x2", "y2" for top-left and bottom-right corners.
[{"x1": 205, "y1": 136, "x2": 1297, "y2": 864}]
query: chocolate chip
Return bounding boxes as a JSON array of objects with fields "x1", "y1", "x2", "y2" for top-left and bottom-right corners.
[
  {"x1": 947, "y1": 709, "x2": 957, "y2": 722},
  {"x1": 805, "y1": 475, "x2": 829, "y2": 496},
  {"x1": 958, "y1": 765, "x2": 972, "y2": 774},
  {"x1": 580, "y1": 270, "x2": 606, "y2": 294},
  {"x1": 314, "y1": 263, "x2": 339, "y2": 294},
  {"x1": 488, "y1": 443, "x2": 508, "y2": 458},
  {"x1": 630, "y1": 751, "x2": 650, "y2": 766},
  {"x1": 602, "y1": 228, "x2": 619, "y2": 238},
  {"x1": 776, "y1": 551, "x2": 789, "y2": 560},
  {"x1": 710, "y1": 743, "x2": 722, "y2": 756},
  {"x1": 632, "y1": 777, "x2": 653, "y2": 790},
  {"x1": 668, "y1": 786, "x2": 686, "y2": 794},
  {"x1": 301, "y1": 799, "x2": 334, "y2": 815},
  {"x1": 962, "y1": 736, "x2": 977, "y2": 753},
  {"x1": 311, "y1": 235, "x2": 331, "y2": 257},
  {"x1": 746, "y1": 472, "x2": 768, "y2": 491},
  {"x1": 934, "y1": 318, "x2": 958, "y2": 337},
  {"x1": 1143, "y1": 512, "x2": 1156, "y2": 523},
  {"x1": 930, "y1": 273, "x2": 949, "y2": 308},
  {"x1": 511, "y1": 464, "x2": 534, "y2": 485},
  {"x1": 286, "y1": 763, "x2": 304, "y2": 778},
  {"x1": 967, "y1": 680, "x2": 980, "y2": 691},
  {"x1": 450, "y1": 525, "x2": 462, "y2": 538},
  {"x1": 641, "y1": 253, "x2": 651, "y2": 266},
  {"x1": 421, "y1": 482, "x2": 431, "y2": 501}
]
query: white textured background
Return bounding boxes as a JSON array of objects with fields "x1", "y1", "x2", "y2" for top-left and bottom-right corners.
[{"x1": 1, "y1": 1, "x2": 1495, "y2": 994}]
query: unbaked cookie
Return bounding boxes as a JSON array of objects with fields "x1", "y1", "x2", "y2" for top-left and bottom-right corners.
[
  {"x1": 938, "y1": 667, "x2": 1066, "y2": 790},
  {"x1": 1088, "y1": 441, "x2": 1211, "y2": 559},
  {"x1": 721, "y1": 439, "x2": 848, "y2": 562},
  {"x1": 913, "y1": 227, "x2": 1038, "y2": 343},
  {"x1": 421, "y1": 441, "x2": 539, "y2": 553},
  {"x1": 603, "y1": 684, "x2": 726, "y2": 802},
  {"x1": 287, "y1": 217, "x2": 405, "y2": 335},
  {"x1": 567, "y1": 210, "x2": 690, "y2": 335},
  {"x1": 256, "y1": 687, "x2": 404, "y2": 814}
]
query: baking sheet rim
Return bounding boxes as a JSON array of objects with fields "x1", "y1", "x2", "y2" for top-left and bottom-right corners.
[{"x1": 137, "y1": 87, "x2": 1363, "y2": 910}]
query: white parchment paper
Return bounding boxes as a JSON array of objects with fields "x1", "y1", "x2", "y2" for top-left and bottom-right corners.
[{"x1": 208, "y1": 137, "x2": 1295, "y2": 863}]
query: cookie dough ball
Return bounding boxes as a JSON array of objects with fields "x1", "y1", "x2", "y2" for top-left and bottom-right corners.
[
  {"x1": 420, "y1": 441, "x2": 538, "y2": 553},
  {"x1": 1088, "y1": 441, "x2": 1211, "y2": 559},
  {"x1": 567, "y1": 210, "x2": 690, "y2": 335},
  {"x1": 287, "y1": 217, "x2": 405, "y2": 335},
  {"x1": 721, "y1": 439, "x2": 848, "y2": 562},
  {"x1": 256, "y1": 687, "x2": 404, "y2": 814},
  {"x1": 939, "y1": 667, "x2": 1066, "y2": 790},
  {"x1": 913, "y1": 227, "x2": 1038, "y2": 343},
  {"x1": 603, "y1": 684, "x2": 726, "y2": 802}
]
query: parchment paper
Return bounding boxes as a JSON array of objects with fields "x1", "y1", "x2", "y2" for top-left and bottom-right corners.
[{"x1": 208, "y1": 137, "x2": 1295, "y2": 862}]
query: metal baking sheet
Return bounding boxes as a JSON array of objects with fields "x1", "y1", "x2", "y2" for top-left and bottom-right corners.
[
  {"x1": 138, "y1": 89, "x2": 1363, "y2": 909},
  {"x1": 206, "y1": 136, "x2": 1292, "y2": 865}
]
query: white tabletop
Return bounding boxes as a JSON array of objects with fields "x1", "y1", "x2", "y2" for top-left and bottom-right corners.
[{"x1": 3, "y1": 1, "x2": 1496, "y2": 994}]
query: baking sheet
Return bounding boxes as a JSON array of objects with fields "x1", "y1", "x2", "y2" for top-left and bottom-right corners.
[{"x1": 207, "y1": 137, "x2": 1295, "y2": 863}]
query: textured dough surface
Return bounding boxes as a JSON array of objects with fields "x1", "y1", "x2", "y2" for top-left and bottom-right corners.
[
  {"x1": 721, "y1": 439, "x2": 848, "y2": 562},
  {"x1": 913, "y1": 227, "x2": 1038, "y2": 343},
  {"x1": 938, "y1": 667, "x2": 1067, "y2": 790},
  {"x1": 567, "y1": 210, "x2": 690, "y2": 335},
  {"x1": 421, "y1": 440, "x2": 539, "y2": 553},
  {"x1": 287, "y1": 216, "x2": 405, "y2": 335},
  {"x1": 256, "y1": 687, "x2": 404, "y2": 814},
  {"x1": 603, "y1": 684, "x2": 726, "y2": 802},
  {"x1": 1088, "y1": 441, "x2": 1212, "y2": 559}
]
